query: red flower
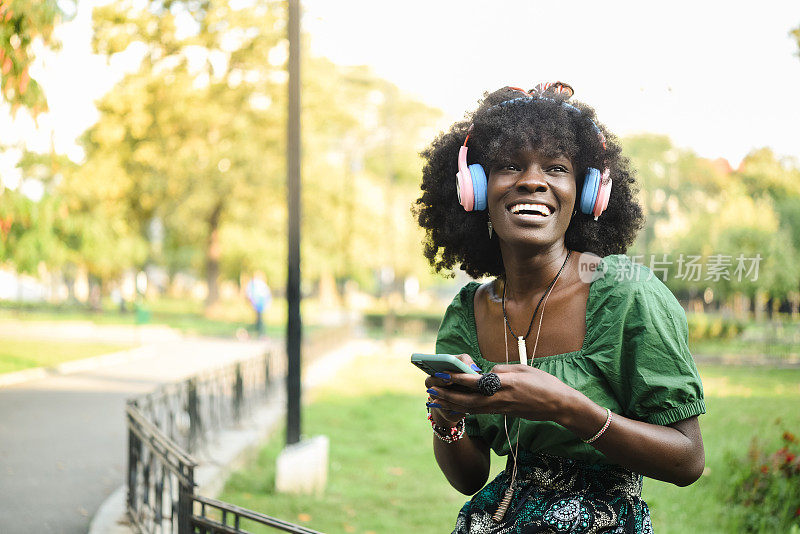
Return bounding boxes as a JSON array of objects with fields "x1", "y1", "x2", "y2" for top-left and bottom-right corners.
[
  {"x1": 761, "y1": 465, "x2": 769, "y2": 474},
  {"x1": 795, "y1": 507, "x2": 800, "y2": 517}
]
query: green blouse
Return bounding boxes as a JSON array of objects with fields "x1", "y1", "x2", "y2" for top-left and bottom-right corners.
[{"x1": 435, "y1": 254, "x2": 706, "y2": 465}]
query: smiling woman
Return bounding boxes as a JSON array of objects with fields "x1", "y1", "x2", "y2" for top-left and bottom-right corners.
[
  {"x1": 413, "y1": 83, "x2": 706, "y2": 533},
  {"x1": 416, "y1": 84, "x2": 643, "y2": 280}
]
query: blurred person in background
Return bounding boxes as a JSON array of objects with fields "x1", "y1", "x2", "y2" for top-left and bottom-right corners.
[{"x1": 246, "y1": 272, "x2": 271, "y2": 338}]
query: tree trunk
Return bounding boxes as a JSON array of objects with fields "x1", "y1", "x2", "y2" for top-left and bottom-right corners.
[
  {"x1": 205, "y1": 204, "x2": 223, "y2": 310},
  {"x1": 88, "y1": 276, "x2": 103, "y2": 311}
]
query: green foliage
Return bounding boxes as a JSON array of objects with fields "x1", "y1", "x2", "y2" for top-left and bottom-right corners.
[
  {"x1": 0, "y1": 0, "x2": 68, "y2": 112},
  {"x1": 794, "y1": 23, "x2": 800, "y2": 52},
  {"x1": 738, "y1": 148, "x2": 800, "y2": 199},
  {"x1": 10, "y1": 6, "x2": 796, "y2": 307},
  {"x1": 80, "y1": 0, "x2": 441, "y2": 304},
  {"x1": 623, "y1": 134, "x2": 800, "y2": 304},
  {"x1": 725, "y1": 431, "x2": 800, "y2": 533},
  {"x1": 0, "y1": 188, "x2": 69, "y2": 272},
  {"x1": 362, "y1": 309, "x2": 444, "y2": 335},
  {"x1": 644, "y1": 365, "x2": 800, "y2": 533},
  {"x1": 686, "y1": 313, "x2": 744, "y2": 342}
]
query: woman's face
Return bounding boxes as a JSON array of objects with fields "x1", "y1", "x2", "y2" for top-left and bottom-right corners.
[{"x1": 487, "y1": 144, "x2": 577, "y2": 251}]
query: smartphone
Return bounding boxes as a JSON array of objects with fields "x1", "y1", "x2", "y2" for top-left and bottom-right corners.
[{"x1": 411, "y1": 353, "x2": 479, "y2": 376}]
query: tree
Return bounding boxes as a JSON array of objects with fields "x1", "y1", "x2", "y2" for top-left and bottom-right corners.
[
  {"x1": 623, "y1": 134, "x2": 728, "y2": 256},
  {"x1": 623, "y1": 134, "x2": 800, "y2": 310},
  {"x1": 737, "y1": 148, "x2": 800, "y2": 252},
  {"x1": 0, "y1": 187, "x2": 65, "y2": 273},
  {"x1": 88, "y1": 0, "x2": 442, "y2": 309},
  {"x1": 89, "y1": 0, "x2": 286, "y2": 308},
  {"x1": 0, "y1": 0, "x2": 67, "y2": 113},
  {"x1": 299, "y1": 62, "x2": 441, "y2": 294}
]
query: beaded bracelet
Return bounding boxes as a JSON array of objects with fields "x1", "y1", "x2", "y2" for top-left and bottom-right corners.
[
  {"x1": 427, "y1": 412, "x2": 466, "y2": 443},
  {"x1": 583, "y1": 407, "x2": 613, "y2": 444}
]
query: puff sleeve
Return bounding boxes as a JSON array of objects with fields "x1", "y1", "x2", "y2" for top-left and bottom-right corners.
[
  {"x1": 435, "y1": 283, "x2": 479, "y2": 358},
  {"x1": 604, "y1": 276, "x2": 706, "y2": 426},
  {"x1": 434, "y1": 283, "x2": 500, "y2": 441}
]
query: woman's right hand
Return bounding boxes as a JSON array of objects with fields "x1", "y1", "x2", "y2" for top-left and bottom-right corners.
[
  {"x1": 424, "y1": 353, "x2": 480, "y2": 424},
  {"x1": 423, "y1": 354, "x2": 492, "y2": 495}
]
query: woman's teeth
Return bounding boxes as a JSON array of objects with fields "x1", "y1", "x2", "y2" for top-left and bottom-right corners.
[{"x1": 509, "y1": 203, "x2": 552, "y2": 216}]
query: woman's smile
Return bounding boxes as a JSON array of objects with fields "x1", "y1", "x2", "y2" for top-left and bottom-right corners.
[{"x1": 508, "y1": 202, "x2": 553, "y2": 218}]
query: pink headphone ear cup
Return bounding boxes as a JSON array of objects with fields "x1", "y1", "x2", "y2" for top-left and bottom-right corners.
[
  {"x1": 457, "y1": 169, "x2": 475, "y2": 211},
  {"x1": 593, "y1": 176, "x2": 612, "y2": 218},
  {"x1": 456, "y1": 145, "x2": 475, "y2": 211}
]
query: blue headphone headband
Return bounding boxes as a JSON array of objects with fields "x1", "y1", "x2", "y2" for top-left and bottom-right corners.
[{"x1": 491, "y1": 95, "x2": 578, "y2": 112}]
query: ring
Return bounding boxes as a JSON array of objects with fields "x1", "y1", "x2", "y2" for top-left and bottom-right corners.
[{"x1": 477, "y1": 372, "x2": 502, "y2": 396}]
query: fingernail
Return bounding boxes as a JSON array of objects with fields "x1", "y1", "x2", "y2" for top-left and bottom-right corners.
[
  {"x1": 434, "y1": 372, "x2": 451, "y2": 381},
  {"x1": 426, "y1": 402, "x2": 442, "y2": 409},
  {"x1": 471, "y1": 364, "x2": 481, "y2": 372},
  {"x1": 427, "y1": 388, "x2": 438, "y2": 397}
]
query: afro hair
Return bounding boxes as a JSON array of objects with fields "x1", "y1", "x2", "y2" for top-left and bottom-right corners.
[{"x1": 414, "y1": 85, "x2": 644, "y2": 279}]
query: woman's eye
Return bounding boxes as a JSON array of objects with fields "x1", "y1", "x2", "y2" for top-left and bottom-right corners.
[
  {"x1": 548, "y1": 165, "x2": 569, "y2": 173},
  {"x1": 499, "y1": 164, "x2": 520, "y2": 171}
]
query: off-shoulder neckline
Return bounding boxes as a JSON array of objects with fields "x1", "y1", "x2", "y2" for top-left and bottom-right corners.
[{"x1": 464, "y1": 254, "x2": 616, "y2": 366}]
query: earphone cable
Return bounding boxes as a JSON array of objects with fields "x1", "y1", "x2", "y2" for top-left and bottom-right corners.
[{"x1": 498, "y1": 252, "x2": 568, "y2": 522}]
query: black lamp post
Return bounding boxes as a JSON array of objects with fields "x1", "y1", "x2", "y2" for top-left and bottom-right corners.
[{"x1": 286, "y1": 0, "x2": 302, "y2": 446}]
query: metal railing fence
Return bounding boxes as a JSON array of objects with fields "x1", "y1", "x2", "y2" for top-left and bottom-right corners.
[{"x1": 126, "y1": 352, "x2": 322, "y2": 534}]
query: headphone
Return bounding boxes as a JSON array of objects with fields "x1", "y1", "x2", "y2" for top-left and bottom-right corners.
[{"x1": 455, "y1": 84, "x2": 612, "y2": 221}]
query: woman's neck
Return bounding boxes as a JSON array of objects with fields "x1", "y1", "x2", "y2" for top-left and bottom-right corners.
[{"x1": 500, "y1": 242, "x2": 571, "y2": 301}]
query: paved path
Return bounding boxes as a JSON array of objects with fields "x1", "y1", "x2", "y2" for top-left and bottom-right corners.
[{"x1": 0, "y1": 337, "x2": 272, "y2": 534}]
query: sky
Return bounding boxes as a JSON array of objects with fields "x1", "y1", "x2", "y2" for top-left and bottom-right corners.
[
  {"x1": 2, "y1": 0, "x2": 799, "y2": 195},
  {"x1": 303, "y1": 0, "x2": 800, "y2": 167}
]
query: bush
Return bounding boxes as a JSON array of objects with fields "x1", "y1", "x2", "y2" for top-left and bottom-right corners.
[
  {"x1": 363, "y1": 311, "x2": 443, "y2": 335},
  {"x1": 687, "y1": 313, "x2": 744, "y2": 342},
  {"x1": 727, "y1": 430, "x2": 800, "y2": 533},
  {"x1": 721, "y1": 318, "x2": 744, "y2": 339},
  {"x1": 688, "y1": 313, "x2": 709, "y2": 342}
]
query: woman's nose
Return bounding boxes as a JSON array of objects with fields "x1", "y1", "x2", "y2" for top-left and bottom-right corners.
[{"x1": 516, "y1": 166, "x2": 548, "y2": 192}]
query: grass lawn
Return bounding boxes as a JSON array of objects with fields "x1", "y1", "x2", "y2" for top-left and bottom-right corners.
[
  {"x1": 219, "y1": 347, "x2": 800, "y2": 534},
  {"x1": 644, "y1": 365, "x2": 800, "y2": 533},
  {"x1": 691, "y1": 337, "x2": 800, "y2": 361},
  {"x1": 0, "y1": 297, "x2": 345, "y2": 339},
  {"x1": 0, "y1": 338, "x2": 137, "y2": 375},
  {"x1": 0, "y1": 297, "x2": 274, "y2": 338}
]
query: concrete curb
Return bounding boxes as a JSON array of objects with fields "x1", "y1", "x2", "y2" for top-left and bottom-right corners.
[
  {"x1": 88, "y1": 486, "x2": 130, "y2": 534},
  {"x1": 0, "y1": 345, "x2": 158, "y2": 389},
  {"x1": 88, "y1": 338, "x2": 379, "y2": 534}
]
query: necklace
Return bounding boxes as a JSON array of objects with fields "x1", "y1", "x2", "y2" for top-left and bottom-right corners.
[
  {"x1": 501, "y1": 250, "x2": 572, "y2": 365},
  {"x1": 493, "y1": 256, "x2": 566, "y2": 523}
]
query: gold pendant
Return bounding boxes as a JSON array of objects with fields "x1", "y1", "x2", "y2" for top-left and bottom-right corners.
[
  {"x1": 517, "y1": 336, "x2": 527, "y2": 365},
  {"x1": 492, "y1": 484, "x2": 514, "y2": 522}
]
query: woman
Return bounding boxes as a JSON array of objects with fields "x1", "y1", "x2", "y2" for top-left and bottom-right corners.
[{"x1": 414, "y1": 83, "x2": 705, "y2": 533}]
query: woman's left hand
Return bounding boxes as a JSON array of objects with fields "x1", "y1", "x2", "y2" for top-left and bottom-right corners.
[{"x1": 428, "y1": 364, "x2": 574, "y2": 422}]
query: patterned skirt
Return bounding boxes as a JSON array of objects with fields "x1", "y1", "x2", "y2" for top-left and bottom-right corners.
[{"x1": 452, "y1": 451, "x2": 652, "y2": 534}]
